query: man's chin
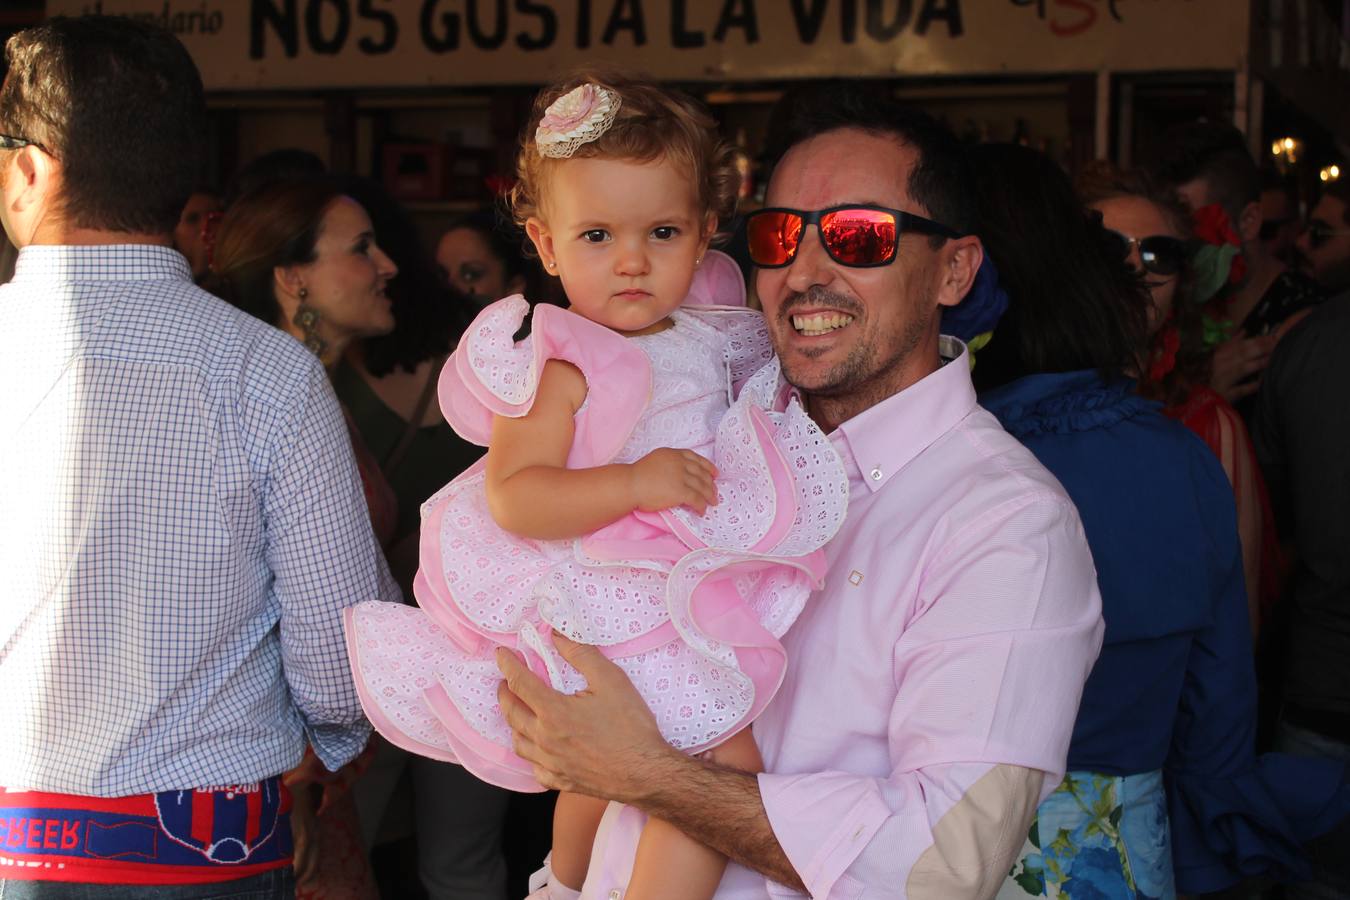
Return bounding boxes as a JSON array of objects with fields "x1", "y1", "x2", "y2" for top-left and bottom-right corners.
[{"x1": 780, "y1": 358, "x2": 852, "y2": 397}]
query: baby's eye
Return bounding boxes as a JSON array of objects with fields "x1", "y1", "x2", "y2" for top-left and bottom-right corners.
[
  {"x1": 652, "y1": 226, "x2": 679, "y2": 240},
  {"x1": 581, "y1": 229, "x2": 609, "y2": 243}
]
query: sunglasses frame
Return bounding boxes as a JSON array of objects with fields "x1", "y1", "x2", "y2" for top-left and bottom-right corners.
[
  {"x1": 1104, "y1": 228, "x2": 1186, "y2": 277},
  {"x1": 0, "y1": 133, "x2": 49, "y2": 155},
  {"x1": 746, "y1": 204, "x2": 963, "y2": 269}
]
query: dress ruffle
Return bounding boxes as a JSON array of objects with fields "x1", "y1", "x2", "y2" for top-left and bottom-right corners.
[
  {"x1": 1168, "y1": 754, "x2": 1350, "y2": 892},
  {"x1": 347, "y1": 293, "x2": 847, "y2": 792}
]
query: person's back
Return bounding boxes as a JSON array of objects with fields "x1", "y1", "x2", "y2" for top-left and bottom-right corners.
[
  {"x1": 0, "y1": 249, "x2": 373, "y2": 790},
  {"x1": 0, "y1": 16, "x2": 396, "y2": 897},
  {"x1": 1257, "y1": 294, "x2": 1350, "y2": 708},
  {"x1": 971, "y1": 142, "x2": 1350, "y2": 898}
]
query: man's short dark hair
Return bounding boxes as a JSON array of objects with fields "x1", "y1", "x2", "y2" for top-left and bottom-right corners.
[
  {"x1": 0, "y1": 15, "x2": 206, "y2": 235},
  {"x1": 762, "y1": 82, "x2": 975, "y2": 238},
  {"x1": 1148, "y1": 121, "x2": 1259, "y2": 224}
]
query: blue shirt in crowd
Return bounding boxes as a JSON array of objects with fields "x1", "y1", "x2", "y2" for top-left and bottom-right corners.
[{"x1": 981, "y1": 370, "x2": 1350, "y2": 894}]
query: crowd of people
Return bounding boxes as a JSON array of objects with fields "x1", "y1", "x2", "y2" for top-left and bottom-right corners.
[{"x1": 2, "y1": 13, "x2": 1350, "y2": 900}]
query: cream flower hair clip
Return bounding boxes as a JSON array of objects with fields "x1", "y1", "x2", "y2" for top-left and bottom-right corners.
[{"x1": 535, "y1": 84, "x2": 622, "y2": 159}]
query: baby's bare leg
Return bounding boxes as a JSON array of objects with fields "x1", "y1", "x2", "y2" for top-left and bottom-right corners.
[
  {"x1": 551, "y1": 791, "x2": 610, "y2": 890},
  {"x1": 625, "y1": 729, "x2": 763, "y2": 900}
]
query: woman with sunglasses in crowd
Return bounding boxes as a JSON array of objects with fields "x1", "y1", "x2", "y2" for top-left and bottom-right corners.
[
  {"x1": 1080, "y1": 164, "x2": 1283, "y2": 636},
  {"x1": 967, "y1": 143, "x2": 1350, "y2": 900}
]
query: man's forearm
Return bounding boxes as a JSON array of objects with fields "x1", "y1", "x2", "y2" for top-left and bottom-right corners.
[{"x1": 629, "y1": 749, "x2": 806, "y2": 892}]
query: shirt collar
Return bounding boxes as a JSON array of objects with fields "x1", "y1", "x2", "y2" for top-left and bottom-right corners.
[
  {"x1": 10, "y1": 244, "x2": 191, "y2": 285},
  {"x1": 829, "y1": 335, "x2": 976, "y2": 493}
]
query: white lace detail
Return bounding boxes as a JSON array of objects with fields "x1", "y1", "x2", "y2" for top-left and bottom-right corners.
[
  {"x1": 464, "y1": 296, "x2": 537, "y2": 408},
  {"x1": 536, "y1": 562, "x2": 671, "y2": 647},
  {"x1": 666, "y1": 400, "x2": 778, "y2": 551},
  {"x1": 765, "y1": 397, "x2": 851, "y2": 557},
  {"x1": 614, "y1": 313, "x2": 727, "y2": 463},
  {"x1": 349, "y1": 603, "x2": 459, "y2": 756}
]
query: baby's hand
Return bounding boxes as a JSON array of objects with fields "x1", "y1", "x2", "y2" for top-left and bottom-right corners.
[{"x1": 630, "y1": 448, "x2": 719, "y2": 515}]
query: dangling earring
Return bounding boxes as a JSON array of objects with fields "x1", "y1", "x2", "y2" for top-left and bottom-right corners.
[{"x1": 293, "y1": 287, "x2": 326, "y2": 357}]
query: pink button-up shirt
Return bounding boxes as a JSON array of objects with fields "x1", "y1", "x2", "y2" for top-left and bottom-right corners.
[{"x1": 582, "y1": 339, "x2": 1104, "y2": 898}]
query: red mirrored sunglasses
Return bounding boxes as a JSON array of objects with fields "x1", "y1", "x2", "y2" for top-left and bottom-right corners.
[{"x1": 746, "y1": 204, "x2": 962, "y2": 269}]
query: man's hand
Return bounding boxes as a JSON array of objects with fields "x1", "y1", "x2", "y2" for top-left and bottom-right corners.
[
  {"x1": 498, "y1": 635, "x2": 806, "y2": 892},
  {"x1": 1210, "y1": 334, "x2": 1279, "y2": 402},
  {"x1": 495, "y1": 635, "x2": 681, "y2": 802}
]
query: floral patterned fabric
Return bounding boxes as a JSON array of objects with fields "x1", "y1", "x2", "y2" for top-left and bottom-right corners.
[{"x1": 1000, "y1": 770, "x2": 1175, "y2": 900}]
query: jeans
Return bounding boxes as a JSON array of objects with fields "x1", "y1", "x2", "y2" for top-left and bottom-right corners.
[
  {"x1": 1275, "y1": 719, "x2": 1350, "y2": 900},
  {"x1": 0, "y1": 867, "x2": 294, "y2": 899}
]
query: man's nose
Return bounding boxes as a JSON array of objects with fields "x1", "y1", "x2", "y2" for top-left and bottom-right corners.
[{"x1": 783, "y1": 225, "x2": 833, "y2": 294}]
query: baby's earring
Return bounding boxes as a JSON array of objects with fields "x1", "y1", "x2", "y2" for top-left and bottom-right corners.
[
  {"x1": 545, "y1": 260, "x2": 557, "y2": 271},
  {"x1": 695, "y1": 256, "x2": 702, "y2": 267}
]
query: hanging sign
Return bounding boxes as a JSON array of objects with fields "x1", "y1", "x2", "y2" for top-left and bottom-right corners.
[{"x1": 48, "y1": 1, "x2": 1251, "y2": 90}]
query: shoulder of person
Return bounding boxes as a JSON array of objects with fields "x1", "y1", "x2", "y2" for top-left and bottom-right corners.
[{"x1": 1266, "y1": 292, "x2": 1350, "y2": 385}]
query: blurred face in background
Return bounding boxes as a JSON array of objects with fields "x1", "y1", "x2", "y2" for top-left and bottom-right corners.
[
  {"x1": 436, "y1": 225, "x2": 522, "y2": 303},
  {"x1": 1259, "y1": 186, "x2": 1299, "y2": 264},
  {"x1": 1296, "y1": 194, "x2": 1350, "y2": 293},
  {"x1": 173, "y1": 190, "x2": 221, "y2": 280},
  {"x1": 1092, "y1": 194, "x2": 1183, "y2": 335}
]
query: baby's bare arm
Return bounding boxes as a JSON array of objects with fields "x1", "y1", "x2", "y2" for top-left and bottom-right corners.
[{"x1": 485, "y1": 360, "x2": 717, "y2": 541}]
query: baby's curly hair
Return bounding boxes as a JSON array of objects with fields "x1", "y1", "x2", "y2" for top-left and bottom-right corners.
[{"x1": 511, "y1": 68, "x2": 739, "y2": 235}]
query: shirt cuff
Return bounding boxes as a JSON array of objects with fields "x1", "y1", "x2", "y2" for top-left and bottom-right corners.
[
  {"x1": 758, "y1": 771, "x2": 893, "y2": 898},
  {"x1": 307, "y1": 720, "x2": 372, "y2": 772}
]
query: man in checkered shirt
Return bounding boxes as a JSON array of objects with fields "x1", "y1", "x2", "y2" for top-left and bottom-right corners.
[{"x1": 0, "y1": 16, "x2": 398, "y2": 898}]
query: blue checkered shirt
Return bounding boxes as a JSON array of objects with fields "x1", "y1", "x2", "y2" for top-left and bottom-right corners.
[{"x1": 0, "y1": 245, "x2": 398, "y2": 796}]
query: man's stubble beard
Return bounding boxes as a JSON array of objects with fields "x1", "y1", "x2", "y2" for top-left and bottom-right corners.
[{"x1": 779, "y1": 286, "x2": 934, "y2": 412}]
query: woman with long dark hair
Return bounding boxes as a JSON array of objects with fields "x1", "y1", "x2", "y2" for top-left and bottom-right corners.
[{"x1": 967, "y1": 144, "x2": 1350, "y2": 900}]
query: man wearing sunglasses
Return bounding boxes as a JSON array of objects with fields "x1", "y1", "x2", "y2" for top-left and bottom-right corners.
[
  {"x1": 1296, "y1": 181, "x2": 1350, "y2": 296},
  {"x1": 496, "y1": 87, "x2": 1104, "y2": 900},
  {"x1": 0, "y1": 17, "x2": 396, "y2": 898}
]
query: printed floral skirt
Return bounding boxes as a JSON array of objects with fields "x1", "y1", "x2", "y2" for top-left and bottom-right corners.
[{"x1": 998, "y1": 769, "x2": 1175, "y2": 900}]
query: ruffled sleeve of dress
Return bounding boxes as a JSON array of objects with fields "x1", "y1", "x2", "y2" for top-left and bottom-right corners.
[
  {"x1": 1164, "y1": 440, "x2": 1350, "y2": 894},
  {"x1": 437, "y1": 294, "x2": 652, "y2": 468}
]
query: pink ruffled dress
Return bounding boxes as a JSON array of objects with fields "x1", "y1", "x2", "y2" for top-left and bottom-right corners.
[{"x1": 345, "y1": 275, "x2": 848, "y2": 793}]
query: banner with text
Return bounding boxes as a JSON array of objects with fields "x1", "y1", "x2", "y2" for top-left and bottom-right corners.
[{"x1": 48, "y1": 1, "x2": 1251, "y2": 90}]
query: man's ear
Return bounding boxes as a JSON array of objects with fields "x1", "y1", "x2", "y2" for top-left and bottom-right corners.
[
  {"x1": 1237, "y1": 199, "x2": 1262, "y2": 245},
  {"x1": 2, "y1": 145, "x2": 57, "y2": 243},
  {"x1": 937, "y1": 236, "x2": 984, "y2": 309},
  {"x1": 525, "y1": 217, "x2": 557, "y2": 275}
]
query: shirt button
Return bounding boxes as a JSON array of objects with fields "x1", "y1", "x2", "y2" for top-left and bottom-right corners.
[
  {"x1": 870, "y1": 467, "x2": 883, "y2": 481},
  {"x1": 609, "y1": 891, "x2": 623, "y2": 900}
]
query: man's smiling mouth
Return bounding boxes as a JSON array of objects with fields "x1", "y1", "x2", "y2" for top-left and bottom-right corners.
[{"x1": 792, "y1": 312, "x2": 855, "y2": 336}]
